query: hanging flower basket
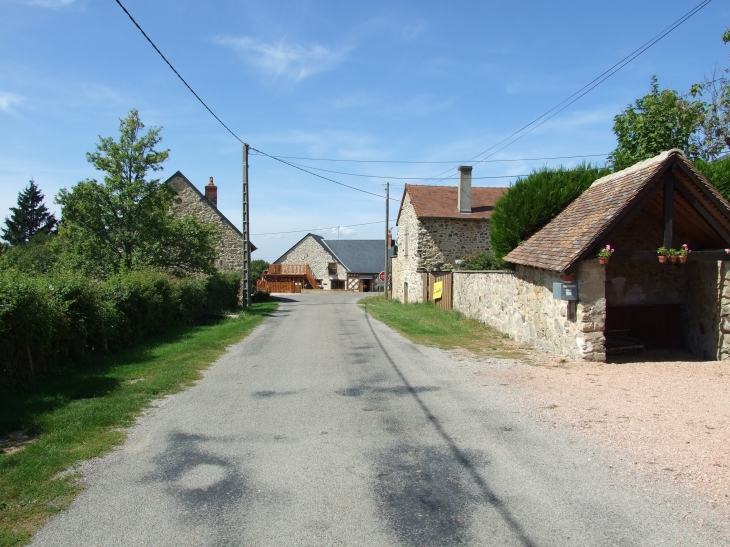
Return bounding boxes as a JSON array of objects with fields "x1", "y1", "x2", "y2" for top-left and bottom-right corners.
[
  {"x1": 677, "y1": 244, "x2": 691, "y2": 264},
  {"x1": 596, "y1": 245, "x2": 614, "y2": 265}
]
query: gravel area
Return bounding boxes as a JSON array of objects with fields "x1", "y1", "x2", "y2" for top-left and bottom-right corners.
[{"x1": 477, "y1": 349, "x2": 730, "y2": 515}]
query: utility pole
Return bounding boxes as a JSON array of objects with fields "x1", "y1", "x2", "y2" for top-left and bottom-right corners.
[
  {"x1": 242, "y1": 143, "x2": 251, "y2": 308},
  {"x1": 384, "y1": 182, "x2": 389, "y2": 300}
]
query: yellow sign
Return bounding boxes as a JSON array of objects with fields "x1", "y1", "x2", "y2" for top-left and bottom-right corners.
[{"x1": 433, "y1": 281, "x2": 443, "y2": 300}]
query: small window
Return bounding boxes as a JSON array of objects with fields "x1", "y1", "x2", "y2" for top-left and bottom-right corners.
[
  {"x1": 328, "y1": 262, "x2": 338, "y2": 275},
  {"x1": 332, "y1": 280, "x2": 345, "y2": 290}
]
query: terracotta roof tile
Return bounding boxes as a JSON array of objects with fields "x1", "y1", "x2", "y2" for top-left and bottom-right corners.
[
  {"x1": 402, "y1": 185, "x2": 507, "y2": 221},
  {"x1": 504, "y1": 150, "x2": 726, "y2": 272}
]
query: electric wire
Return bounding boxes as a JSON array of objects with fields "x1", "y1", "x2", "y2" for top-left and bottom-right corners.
[
  {"x1": 252, "y1": 219, "x2": 397, "y2": 236},
  {"x1": 114, "y1": 0, "x2": 245, "y2": 145},
  {"x1": 248, "y1": 152, "x2": 610, "y2": 164},
  {"x1": 279, "y1": 161, "x2": 530, "y2": 180},
  {"x1": 405, "y1": 0, "x2": 714, "y2": 186}
]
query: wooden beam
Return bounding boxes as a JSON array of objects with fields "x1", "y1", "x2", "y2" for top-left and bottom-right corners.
[
  {"x1": 612, "y1": 250, "x2": 729, "y2": 261},
  {"x1": 663, "y1": 171, "x2": 674, "y2": 249},
  {"x1": 673, "y1": 180, "x2": 730, "y2": 246}
]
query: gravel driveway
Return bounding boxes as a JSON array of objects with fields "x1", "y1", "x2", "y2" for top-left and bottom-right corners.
[{"x1": 31, "y1": 293, "x2": 730, "y2": 546}]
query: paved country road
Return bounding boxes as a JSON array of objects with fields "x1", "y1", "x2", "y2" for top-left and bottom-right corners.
[{"x1": 32, "y1": 293, "x2": 728, "y2": 546}]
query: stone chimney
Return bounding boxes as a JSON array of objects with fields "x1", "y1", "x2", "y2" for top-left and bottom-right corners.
[
  {"x1": 205, "y1": 176, "x2": 218, "y2": 208},
  {"x1": 458, "y1": 165, "x2": 472, "y2": 213}
]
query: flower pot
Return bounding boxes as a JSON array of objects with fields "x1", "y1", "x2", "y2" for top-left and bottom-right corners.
[
  {"x1": 678, "y1": 255, "x2": 687, "y2": 264},
  {"x1": 561, "y1": 274, "x2": 574, "y2": 282},
  {"x1": 658, "y1": 255, "x2": 668, "y2": 264},
  {"x1": 669, "y1": 255, "x2": 678, "y2": 264},
  {"x1": 598, "y1": 257, "x2": 609, "y2": 265}
]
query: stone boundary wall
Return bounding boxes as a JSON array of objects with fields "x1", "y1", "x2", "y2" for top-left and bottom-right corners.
[{"x1": 453, "y1": 261, "x2": 606, "y2": 361}]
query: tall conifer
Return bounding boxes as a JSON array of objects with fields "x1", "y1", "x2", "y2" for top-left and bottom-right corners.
[{"x1": 1, "y1": 179, "x2": 58, "y2": 245}]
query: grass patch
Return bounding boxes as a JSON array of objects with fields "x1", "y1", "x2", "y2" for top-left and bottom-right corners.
[
  {"x1": 0, "y1": 302, "x2": 277, "y2": 547},
  {"x1": 360, "y1": 296, "x2": 525, "y2": 359}
]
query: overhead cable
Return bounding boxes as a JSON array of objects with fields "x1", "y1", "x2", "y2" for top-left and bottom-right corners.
[
  {"x1": 252, "y1": 219, "x2": 397, "y2": 236},
  {"x1": 248, "y1": 152, "x2": 610, "y2": 164},
  {"x1": 279, "y1": 161, "x2": 530, "y2": 180}
]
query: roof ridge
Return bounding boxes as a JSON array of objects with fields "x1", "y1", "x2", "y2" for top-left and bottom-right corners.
[{"x1": 591, "y1": 149, "x2": 683, "y2": 188}]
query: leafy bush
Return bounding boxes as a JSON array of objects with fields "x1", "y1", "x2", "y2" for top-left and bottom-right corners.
[
  {"x1": 490, "y1": 163, "x2": 611, "y2": 260},
  {"x1": 458, "y1": 251, "x2": 507, "y2": 270},
  {"x1": 695, "y1": 155, "x2": 730, "y2": 201},
  {"x1": 251, "y1": 290, "x2": 270, "y2": 303},
  {"x1": 0, "y1": 270, "x2": 241, "y2": 388}
]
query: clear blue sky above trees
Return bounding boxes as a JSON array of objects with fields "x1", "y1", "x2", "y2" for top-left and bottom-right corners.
[{"x1": 0, "y1": 0, "x2": 728, "y2": 261}]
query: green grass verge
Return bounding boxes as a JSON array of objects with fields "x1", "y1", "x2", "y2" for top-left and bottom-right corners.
[
  {"x1": 0, "y1": 302, "x2": 277, "y2": 547},
  {"x1": 360, "y1": 296, "x2": 524, "y2": 359}
]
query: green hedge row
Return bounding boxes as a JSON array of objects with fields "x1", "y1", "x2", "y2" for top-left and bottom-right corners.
[{"x1": 0, "y1": 270, "x2": 241, "y2": 388}]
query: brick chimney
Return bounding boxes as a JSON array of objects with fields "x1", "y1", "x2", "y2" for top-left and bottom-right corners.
[
  {"x1": 458, "y1": 165, "x2": 472, "y2": 213},
  {"x1": 205, "y1": 176, "x2": 218, "y2": 208}
]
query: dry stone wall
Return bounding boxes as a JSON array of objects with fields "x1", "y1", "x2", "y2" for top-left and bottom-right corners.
[
  {"x1": 167, "y1": 174, "x2": 243, "y2": 273},
  {"x1": 453, "y1": 261, "x2": 606, "y2": 361}
]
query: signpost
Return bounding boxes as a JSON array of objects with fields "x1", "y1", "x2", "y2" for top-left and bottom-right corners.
[
  {"x1": 379, "y1": 271, "x2": 385, "y2": 282},
  {"x1": 433, "y1": 281, "x2": 443, "y2": 300}
]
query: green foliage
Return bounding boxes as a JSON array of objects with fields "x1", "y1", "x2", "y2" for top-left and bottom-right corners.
[
  {"x1": 0, "y1": 302, "x2": 276, "y2": 546},
  {"x1": 490, "y1": 163, "x2": 611, "y2": 260},
  {"x1": 251, "y1": 259, "x2": 270, "y2": 286},
  {"x1": 0, "y1": 270, "x2": 241, "y2": 388},
  {"x1": 55, "y1": 110, "x2": 218, "y2": 277},
  {"x1": 695, "y1": 155, "x2": 730, "y2": 200},
  {"x1": 458, "y1": 251, "x2": 506, "y2": 270},
  {"x1": 609, "y1": 76, "x2": 706, "y2": 168},
  {"x1": 0, "y1": 233, "x2": 60, "y2": 274},
  {"x1": 1, "y1": 179, "x2": 57, "y2": 245}
]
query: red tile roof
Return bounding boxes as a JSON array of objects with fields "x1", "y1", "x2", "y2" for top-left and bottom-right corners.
[
  {"x1": 504, "y1": 149, "x2": 730, "y2": 272},
  {"x1": 399, "y1": 185, "x2": 507, "y2": 223}
]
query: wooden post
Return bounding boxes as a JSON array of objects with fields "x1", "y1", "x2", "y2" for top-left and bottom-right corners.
[{"x1": 663, "y1": 171, "x2": 674, "y2": 249}]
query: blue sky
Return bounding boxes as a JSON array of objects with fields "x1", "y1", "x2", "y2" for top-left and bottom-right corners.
[{"x1": 1, "y1": 0, "x2": 728, "y2": 262}]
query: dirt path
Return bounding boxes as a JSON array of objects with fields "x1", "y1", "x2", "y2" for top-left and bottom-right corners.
[{"x1": 478, "y1": 350, "x2": 730, "y2": 515}]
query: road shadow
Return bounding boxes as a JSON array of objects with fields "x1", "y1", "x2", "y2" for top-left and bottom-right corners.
[{"x1": 363, "y1": 313, "x2": 538, "y2": 547}]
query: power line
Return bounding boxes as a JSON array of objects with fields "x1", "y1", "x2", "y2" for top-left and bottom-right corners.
[
  {"x1": 279, "y1": 161, "x2": 530, "y2": 180},
  {"x1": 252, "y1": 219, "x2": 397, "y2": 236},
  {"x1": 114, "y1": 0, "x2": 245, "y2": 145},
  {"x1": 248, "y1": 152, "x2": 610, "y2": 164},
  {"x1": 407, "y1": 0, "x2": 714, "y2": 186},
  {"x1": 250, "y1": 146, "x2": 399, "y2": 201}
]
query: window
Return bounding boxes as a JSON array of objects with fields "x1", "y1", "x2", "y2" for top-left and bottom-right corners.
[
  {"x1": 328, "y1": 262, "x2": 338, "y2": 275},
  {"x1": 332, "y1": 280, "x2": 345, "y2": 290}
]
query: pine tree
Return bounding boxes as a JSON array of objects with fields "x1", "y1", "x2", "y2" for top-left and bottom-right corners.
[{"x1": 1, "y1": 179, "x2": 58, "y2": 245}]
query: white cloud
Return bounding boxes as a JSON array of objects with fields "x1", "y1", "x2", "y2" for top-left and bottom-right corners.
[
  {"x1": 0, "y1": 92, "x2": 23, "y2": 113},
  {"x1": 23, "y1": 0, "x2": 75, "y2": 7},
  {"x1": 215, "y1": 36, "x2": 351, "y2": 82}
]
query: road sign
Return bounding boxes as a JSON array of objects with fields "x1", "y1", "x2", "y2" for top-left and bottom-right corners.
[{"x1": 379, "y1": 271, "x2": 385, "y2": 282}]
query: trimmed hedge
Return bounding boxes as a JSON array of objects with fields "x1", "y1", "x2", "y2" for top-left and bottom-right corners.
[{"x1": 0, "y1": 270, "x2": 241, "y2": 388}]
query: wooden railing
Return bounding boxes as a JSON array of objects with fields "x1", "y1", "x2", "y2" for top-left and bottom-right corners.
[
  {"x1": 257, "y1": 279, "x2": 301, "y2": 293},
  {"x1": 265, "y1": 264, "x2": 320, "y2": 290}
]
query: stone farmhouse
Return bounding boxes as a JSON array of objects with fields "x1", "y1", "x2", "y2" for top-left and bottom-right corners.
[
  {"x1": 260, "y1": 233, "x2": 390, "y2": 292},
  {"x1": 452, "y1": 149, "x2": 730, "y2": 361},
  {"x1": 392, "y1": 166, "x2": 507, "y2": 303},
  {"x1": 165, "y1": 171, "x2": 256, "y2": 273}
]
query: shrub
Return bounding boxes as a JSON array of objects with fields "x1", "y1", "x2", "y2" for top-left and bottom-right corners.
[
  {"x1": 0, "y1": 269, "x2": 241, "y2": 388},
  {"x1": 695, "y1": 155, "x2": 730, "y2": 201},
  {"x1": 490, "y1": 163, "x2": 611, "y2": 260},
  {"x1": 459, "y1": 251, "x2": 507, "y2": 271},
  {"x1": 251, "y1": 290, "x2": 270, "y2": 303}
]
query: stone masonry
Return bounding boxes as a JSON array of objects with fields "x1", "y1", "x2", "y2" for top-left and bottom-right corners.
[
  {"x1": 167, "y1": 173, "x2": 243, "y2": 273},
  {"x1": 453, "y1": 261, "x2": 606, "y2": 361},
  {"x1": 276, "y1": 235, "x2": 345, "y2": 289},
  {"x1": 393, "y1": 194, "x2": 495, "y2": 304}
]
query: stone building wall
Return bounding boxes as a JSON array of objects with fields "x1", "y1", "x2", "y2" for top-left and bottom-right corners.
[
  {"x1": 392, "y1": 195, "x2": 426, "y2": 303},
  {"x1": 393, "y1": 193, "x2": 496, "y2": 304},
  {"x1": 167, "y1": 174, "x2": 242, "y2": 273},
  {"x1": 686, "y1": 261, "x2": 721, "y2": 360},
  {"x1": 719, "y1": 262, "x2": 730, "y2": 360},
  {"x1": 453, "y1": 261, "x2": 606, "y2": 361},
  {"x1": 276, "y1": 235, "x2": 345, "y2": 289}
]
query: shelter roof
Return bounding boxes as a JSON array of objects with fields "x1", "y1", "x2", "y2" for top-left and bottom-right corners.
[
  {"x1": 504, "y1": 150, "x2": 730, "y2": 272},
  {"x1": 396, "y1": 185, "x2": 507, "y2": 225}
]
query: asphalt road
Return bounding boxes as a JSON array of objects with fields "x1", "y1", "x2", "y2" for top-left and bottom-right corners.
[{"x1": 32, "y1": 293, "x2": 728, "y2": 546}]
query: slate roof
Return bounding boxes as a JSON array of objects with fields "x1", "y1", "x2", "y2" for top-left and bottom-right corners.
[
  {"x1": 396, "y1": 185, "x2": 507, "y2": 225},
  {"x1": 274, "y1": 233, "x2": 389, "y2": 274},
  {"x1": 322, "y1": 239, "x2": 389, "y2": 274},
  {"x1": 504, "y1": 149, "x2": 730, "y2": 273}
]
